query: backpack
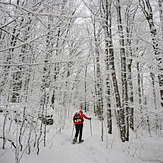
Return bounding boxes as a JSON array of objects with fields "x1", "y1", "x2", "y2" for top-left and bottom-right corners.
[{"x1": 73, "y1": 112, "x2": 82, "y2": 123}]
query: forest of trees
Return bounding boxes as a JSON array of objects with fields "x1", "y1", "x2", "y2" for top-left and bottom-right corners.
[{"x1": 0, "y1": 0, "x2": 163, "y2": 161}]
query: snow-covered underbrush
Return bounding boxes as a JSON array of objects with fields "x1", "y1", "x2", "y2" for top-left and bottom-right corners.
[{"x1": 0, "y1": 104, "x2": 163, "y2": 163}]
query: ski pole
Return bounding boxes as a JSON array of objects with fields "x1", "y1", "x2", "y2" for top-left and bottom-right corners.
[
  {"x1": 71, "y1": 123, "x2": 74, "y2": 138},
  {"x1": 90, "y1": 119, "x2": 92, "y2": 136}
]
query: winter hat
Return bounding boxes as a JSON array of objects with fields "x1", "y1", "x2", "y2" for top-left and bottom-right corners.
[{"x1": 79, "y1": 110, "x2": 83, "y2": 114}]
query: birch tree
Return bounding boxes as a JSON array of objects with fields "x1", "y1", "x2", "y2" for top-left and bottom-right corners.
[
  {"x1": 139, "y1": 0, "x2": 163, "y2": 135},
  {"x1": 115, "y1": 0, "x2": 129, "y2": 142},
  {"x1": 101, "y1": 0, "x2": 121, "y2": 134},
  {"x1": 140, "y1": 0, "x2": 163, "y2": 108}
]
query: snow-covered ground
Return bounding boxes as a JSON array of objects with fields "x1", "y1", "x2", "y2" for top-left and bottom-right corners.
[{"x1": 0, "y1": 111, "x2": 163, "y2": 163}]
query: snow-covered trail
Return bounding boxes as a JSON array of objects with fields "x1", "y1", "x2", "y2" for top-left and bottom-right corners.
[
  {"x1": 1, "y1": 113, "x2": 163, "y2": 163},
  {"x1": 20, "y1": 117, "x2": 146, "y2": 163},
  {"x1": 22, "y1": 118, "x2": 110, "y2": 163}
]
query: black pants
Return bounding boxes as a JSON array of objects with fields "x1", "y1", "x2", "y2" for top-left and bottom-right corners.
[{"x1": 75, "y1": 124, "x2": 83, "y2": 142}]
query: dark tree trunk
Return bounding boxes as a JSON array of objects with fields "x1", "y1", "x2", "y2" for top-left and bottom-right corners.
[
  {"x1": 116, "y1": 0, "x2": 129, "y2": 142},
  {"x1": 140, "y1": 0, "x2": 163, "y2": 107}
]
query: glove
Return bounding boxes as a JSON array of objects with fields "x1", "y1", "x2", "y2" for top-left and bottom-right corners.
[{"x1": 89, "y1": 118, "x2": 91, "y2": 120}]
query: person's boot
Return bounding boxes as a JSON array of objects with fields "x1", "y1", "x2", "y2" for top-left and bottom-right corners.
[
  {"x1": 72, "y1": 137, "x2": 77, "y2": 144},
  {"x1": 78, "y1": 140, "x2": 84, "y2": 144}
]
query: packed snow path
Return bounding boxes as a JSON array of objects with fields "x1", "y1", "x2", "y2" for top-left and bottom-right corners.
[{"x1": 1, "y1": 114, "x2": 163, "y2": 163}]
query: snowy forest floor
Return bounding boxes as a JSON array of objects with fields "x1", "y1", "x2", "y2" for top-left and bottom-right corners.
[{"x1": 0, "y1": 111, "x2": 163, "y2": 163}]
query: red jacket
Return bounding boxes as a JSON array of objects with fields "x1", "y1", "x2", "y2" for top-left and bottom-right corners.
[{"x1": 73, "y1": 110, "x2": 90, "y2": 125}]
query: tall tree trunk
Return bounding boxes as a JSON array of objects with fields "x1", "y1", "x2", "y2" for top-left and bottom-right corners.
[
  {"x1": 158, "y1": 0, "x2": 163, "y2": 39},
  {"x1": 116, "y1": 0, "x2": 129, "y2": 142},
  {"x1": 93, "y1": 53, "x2": 97, "y2": 115},
  {"x1": 84, "y1": 63, "x2": 88, "y2": 112},
  {"x1": 9, "y1": 0, "x2": 27, "y2": 102},
  {"x1": 125, "y1": 4, "x2": 136, "y2": 131},
  {"x1": 41, "y1": 9, "x2": 55, "y2": 146},
  {"x1": 127, "y1": 62, "x2": 134, "y2": 131},
  {"x1": 158, "y1": 0, "x2": 163, "y2": 131},
  {"x1": 95, "y1": 45, "x2": 103, "y2": 119},
  {"x1": 91, "y1": 16, "x2": 104, "y2": 140},
  {"x1": 137, "y1": 62, "x2": 144, "y2": 127},
  {"x1": 92, "y1": 18, "x2": 103, "y2": 120},
  {"x1": 10, "y1": 17, "x2": 23, "y2": 102},
  {"x1": 101, "y1": 0, "x2": 121, "y2": 134},
  {"x1": 102, "y1": 0, "x2": 112, "y2": 134},
  {"x1": 144, "y1": 97, "x2": 151, "y2": 136},
  {"x1": 140, "y1": 0, "x2": 163, "y2": 107}
]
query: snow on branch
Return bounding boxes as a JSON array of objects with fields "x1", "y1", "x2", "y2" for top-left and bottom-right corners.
[{"x1": 0, "y1": 136, "x2": 16, "y2": 149}]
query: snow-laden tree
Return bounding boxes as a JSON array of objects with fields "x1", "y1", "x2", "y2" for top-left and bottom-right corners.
[{"x1": 0, "y1": 2, "x2": 163, "y2": 162}]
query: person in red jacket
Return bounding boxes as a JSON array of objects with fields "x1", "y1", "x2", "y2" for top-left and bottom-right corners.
[{"x1": 73, "y1": 110, "x2": 91, "y2": 143}]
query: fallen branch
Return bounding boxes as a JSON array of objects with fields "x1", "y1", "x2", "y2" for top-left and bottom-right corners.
[{"x1": 0, "y1": 136, "x2": 16, "y2": 149}]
